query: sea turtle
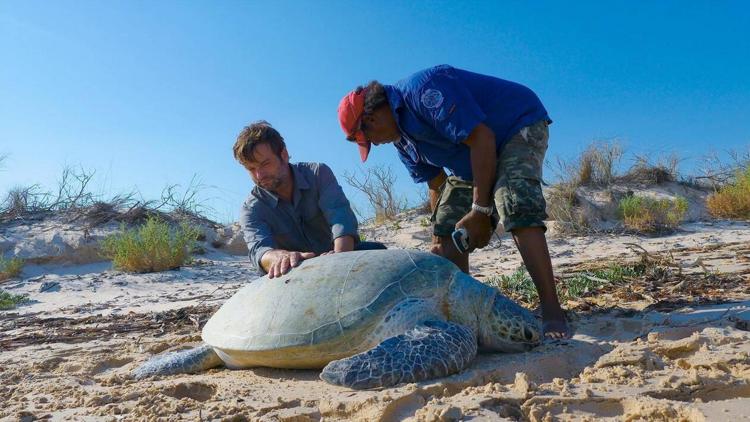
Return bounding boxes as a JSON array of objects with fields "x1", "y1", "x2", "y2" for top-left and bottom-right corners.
[{"x1": 133, "y1": 249, "x2": 540, "y2": 389}]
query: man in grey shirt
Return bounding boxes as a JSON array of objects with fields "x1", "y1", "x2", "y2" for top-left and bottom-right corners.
[{"x1": 233, "y1": 121, "x2": 385, "y2": 278}]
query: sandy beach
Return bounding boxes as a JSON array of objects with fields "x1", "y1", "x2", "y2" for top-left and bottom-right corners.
[{"x1": 2, "y1": 212, "x2": 750, "y2": 421}]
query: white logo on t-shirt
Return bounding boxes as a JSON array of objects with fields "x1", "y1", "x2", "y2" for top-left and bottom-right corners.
[{"x1": 421, "y1": 89, "x2": 444, "y2": 109}]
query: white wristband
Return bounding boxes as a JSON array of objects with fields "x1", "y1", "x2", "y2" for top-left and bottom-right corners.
[{"x1": 471, "y1": 202, "x2": 493, "y2": 216}]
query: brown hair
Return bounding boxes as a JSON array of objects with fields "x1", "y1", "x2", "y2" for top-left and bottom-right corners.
[{"x1": 232, "y1": 120, "x2": 286, "y2": 166}]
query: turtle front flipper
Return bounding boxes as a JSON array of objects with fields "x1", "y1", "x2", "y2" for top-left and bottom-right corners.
[
  {"x1": 320, "y1": 320, "x2": 477, "y2": 389},
  {"x1": 133, "y1": 344, "x2": 223, "y2": 379}
]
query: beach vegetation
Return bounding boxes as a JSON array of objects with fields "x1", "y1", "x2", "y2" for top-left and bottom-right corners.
[
  {"x1": 545, "y1": 141, "x2": 688, "y2": 235},
  {"x1": 618, "y1": 195, "x2": 688, "y2": 234},
  {"x1": 486, "y1": 267, "x2": 538, "y2": 305},
  {"x1": 0, "y1": 165, "x2": 214, "y2": 225},
  {"x1": 0, "y1": 256, "x2": 24, "y2": 281},
  {"x1": 343, "y1": 165, "x2": 407, "y2": 225},
  {"x1": 0, "y1": 289, "x2": 30, "y2": 310},
  {"x1": 546, "y1": 140, "x2": 624, "y2": 234},
  {"x1": 485, "y1": 262, "x2": 648, "y2": 307},
  {"x1": 706, "y1": 165, "x2": 750, "y2": 219},
  {"x1": 619, "y1": 154, "x2": 679, "y2": 185},
  {"x1": 100, "y1": 216, "x2": 199, "y2": 273}
]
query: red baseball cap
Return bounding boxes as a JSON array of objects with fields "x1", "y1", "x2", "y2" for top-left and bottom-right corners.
[{"x1": 338, "y1": 88, "x2": 371, "y2": 162}]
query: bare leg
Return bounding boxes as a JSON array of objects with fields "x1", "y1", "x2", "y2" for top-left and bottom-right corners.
[
  {"x1": 511, "y1": 226, "x2": 570, "y2": 340},
  {"x1": 430, "y1": 235, "x2": 469, "y2": 273}
]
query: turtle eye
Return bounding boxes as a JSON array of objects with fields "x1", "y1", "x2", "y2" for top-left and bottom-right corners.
[{"x1": 523, "y1": 327, "x2": 532, "y2": 340}]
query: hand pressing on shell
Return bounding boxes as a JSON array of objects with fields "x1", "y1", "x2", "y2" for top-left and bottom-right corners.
[{"x1": 263, "y1": 250, "x2": 316, "y2": 278}]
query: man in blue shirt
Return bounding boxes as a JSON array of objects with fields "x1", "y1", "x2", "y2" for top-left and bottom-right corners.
[
  {"x1": 234, "y1": 121, "x2": 384, "y2": 278},
  {"x1": 338, "y1": 65, "x2": 569, "y2": 339}
]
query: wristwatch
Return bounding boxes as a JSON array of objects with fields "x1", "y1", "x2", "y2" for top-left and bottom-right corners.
[{"x1": 471, "y1": 202, "x2": 493, "y2": 216}]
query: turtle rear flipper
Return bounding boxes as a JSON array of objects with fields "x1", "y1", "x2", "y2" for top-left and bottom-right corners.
[
  {"x1": 320, "y1": 320, "x2": 477, "y2": 389},
  {"x1": 133, "y1": 344, "x2": 223, "y2": 379}
]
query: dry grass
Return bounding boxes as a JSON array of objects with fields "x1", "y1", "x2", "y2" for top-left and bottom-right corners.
[
  {"x1": 545, "y1": 141, "x2": 692, "y2": 235},
  {"x1": 551, "y1": 140, "x2": 624, "y2": 188},
  {"x1": 706, "y1": 166, "x2": 750, "y2": 219},
  {"x1": 545, "y1": 141, "x2": 624, "y2": 234},
  {"x1": 0, "y1": 166, "x2": 214, "y2": 227},
  {"x1": 100, "y1": 216, "x2": 199, "y2": 273},
  {"x1": 0, "y1": 256, "x2": 24, "y2": 281},
  {"x1": 619, "y1": 154, "x2": 679, "y2": 184},
  {"x1": 545, "y1": 182, "x2": 593, "y2": 234},
  {"x1": 618, "y1": 195, "x2": 688, "y2": 234}
]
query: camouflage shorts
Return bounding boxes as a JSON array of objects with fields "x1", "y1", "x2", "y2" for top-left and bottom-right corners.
[{"x1": 431, "y1": 119, "x2": 549, "y2": 236}]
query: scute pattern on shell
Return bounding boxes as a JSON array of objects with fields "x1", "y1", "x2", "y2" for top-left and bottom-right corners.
[{"x1": 202, "y1": 250, "x2": 458, "y2": 352}]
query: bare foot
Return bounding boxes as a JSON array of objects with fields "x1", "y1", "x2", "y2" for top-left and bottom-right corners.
[{"x1": 542, "y1": 315, "x2": 571, "y2": 341}]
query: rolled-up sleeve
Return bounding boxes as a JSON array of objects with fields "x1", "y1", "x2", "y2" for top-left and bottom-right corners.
[
  {"x1": 239, "y1": 200, "x2": 275, "y2": 273},
  {"x1": 315, "y1": 164, "x2": 359, "y2": 240}
]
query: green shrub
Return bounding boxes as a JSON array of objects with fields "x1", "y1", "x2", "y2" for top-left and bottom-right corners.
[
  {"x1": 486, "y1": 267, "x2": 538, "y2": 305},
  {"x1": 0, "y1": 289, "x2": 30, "y2": 310},
  {"x1": 618, "y1": 195, "x2": 688, "y2": 234},
  {"x1": 707, "y1": 166, "x2": 750, "y2": 219},
  {"x1": 101, "y1": 216, "x2": 199, "y2": 273},
  {"x1": 485, "y1": 262, "x2": 649, "y2": 306},
  {"x1": 560, "y1": 263, "x2": 644, "y2": 302},
  {"x1": 0, "y1": 256, "x2": 24, "y2": 281}
]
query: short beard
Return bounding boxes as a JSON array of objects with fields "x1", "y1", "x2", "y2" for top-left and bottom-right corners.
[{"x1": 259, "y1": 176, "x2": 284, "y2": 191}]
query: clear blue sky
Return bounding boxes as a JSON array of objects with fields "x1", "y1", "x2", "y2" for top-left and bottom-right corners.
[{"x1": 1, "y1": 1, "x2": 748, "y2": 223}]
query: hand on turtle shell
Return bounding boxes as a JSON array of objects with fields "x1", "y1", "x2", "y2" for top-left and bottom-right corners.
[{"x1": 269, "y1": 251, "x2": 316, "y2": 278}]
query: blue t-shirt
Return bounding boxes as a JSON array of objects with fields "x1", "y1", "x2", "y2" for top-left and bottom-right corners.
[{"x1": 387, "y1": 65, "x2": 551, "y2": 183}]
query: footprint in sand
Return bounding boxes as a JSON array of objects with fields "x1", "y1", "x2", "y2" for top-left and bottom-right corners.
[{"x1": 160, "y1": 382, "x2": 217, "y2": 402}]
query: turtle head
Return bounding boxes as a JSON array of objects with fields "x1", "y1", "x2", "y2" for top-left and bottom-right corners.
[{"x1": 478, "y1": 294, "x2": 541, "y2": 352}]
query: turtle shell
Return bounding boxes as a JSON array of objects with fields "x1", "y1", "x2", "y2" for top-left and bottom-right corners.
[{"x1": 201, "y1": 249, "x2": 458, "y2": 368}]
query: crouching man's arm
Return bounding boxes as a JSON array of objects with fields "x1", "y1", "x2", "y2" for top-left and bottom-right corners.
[
  {"x1": 240, "y1": 201, "x2": 315, "y2": 278},
  {"x1": 317, "y1": 163, "x2": 358, "y2": 253}
]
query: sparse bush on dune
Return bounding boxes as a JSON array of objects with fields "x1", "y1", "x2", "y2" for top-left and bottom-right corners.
[
  {"x1": 549, "y1": 140, "x2": 623, "y2": 189},
  {"x1": 618, "y1": 195, "x2": 688, "y2": 234},
  {"x1": 620, "y1": 154, "x2": 679, "y2": 185},
  {"x1": 545, "y1": 140, "x2": 692, "y2": 235},
  {"x1": 344, "y1": 165, "x2": 407, "y2": 225},
  {"x1": 0, "y1": 164, "x2": 216, "y2": 228},
  {"x1": 575, "y1": 141, "x2": 624, "y2": 186},
  {"x1": 100, "y1": 216, "x2": 199, "y2": 273},
  {"x1": 0, "y1": 255, "x2": 24, "y2": 281},
  {"x1": 707, "y1": 166, "x2": 750, "y2": 219},
  {"x1": 697, "y1": 148, "x2": 750, "y2": 189},
  {"x1": 546, "y1": 140, "x2": 624, "y2": 234},
  {"x1": 545, "y1": 182, "x2": 593, "y2": 234}
]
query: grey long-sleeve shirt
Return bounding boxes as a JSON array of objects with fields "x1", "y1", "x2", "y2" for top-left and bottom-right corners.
[{"x1": 239, "y1": 162, "x2": 359, "y2": 274}]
